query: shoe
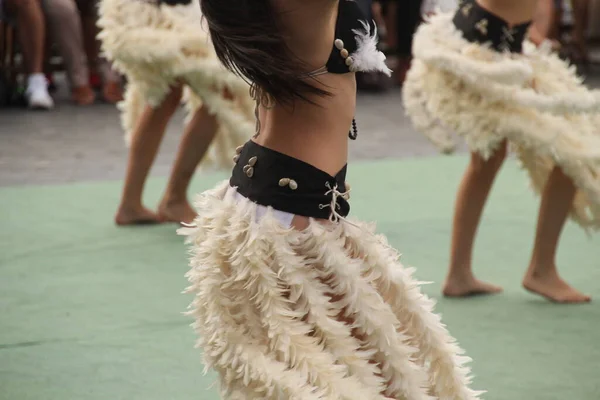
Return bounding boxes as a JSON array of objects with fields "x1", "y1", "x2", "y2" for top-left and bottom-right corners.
[{"x1": 26, "y1": 74, "x2": 54, "y2": 110}]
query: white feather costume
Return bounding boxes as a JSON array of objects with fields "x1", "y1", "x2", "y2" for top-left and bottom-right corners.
[
  {"x1": 97, "y1": 0, "x2": 254, "y2": 170},
  {"x1": 180, "y1": 182, "x2": 483, "y2": 400},
  {"x1": 176, "y1": 1, "x2": 482, "y2": 397},
  {"x1": 403, "y1": 12, "x2": 600, "y2": 231}
]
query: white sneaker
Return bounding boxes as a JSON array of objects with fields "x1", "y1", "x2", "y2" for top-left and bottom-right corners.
[{"x1": 26, "y1": 74, "x2": 54, "y2": 110}]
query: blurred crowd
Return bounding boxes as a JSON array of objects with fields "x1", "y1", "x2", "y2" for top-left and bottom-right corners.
[
  {"x1": 0, "y1": 0, "x2": 598, "y2": 110},
  {"x1": 0, "y1": 0, "x2": 122, "y2": 109}
]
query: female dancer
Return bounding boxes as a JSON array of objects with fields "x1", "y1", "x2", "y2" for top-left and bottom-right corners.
[
  {"x1": 403, "y1": 0, "x2": 600, "y2": 303},
  {"x1": 97, "y1": 0, "x2": 254, "y2": 225},
  {"x1": 181, "y1": 0, "x2": 482, "y2": 398}
]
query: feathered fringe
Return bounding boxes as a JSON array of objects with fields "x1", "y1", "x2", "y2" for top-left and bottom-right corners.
[
  {"x1": 181, "y1": 183, "x2": 483, "y2": 399},
  {"x1": 403, "y1": 12, "x2": 600, "y2": 231},
  {"x1": 351, "y1": 20, "x2": 392, "y2": 76},
  {"x1": 411, "y1": 14, "x2": 600, "y2": 113},
  {"x1": 97, "y1": 0, "x2": 254, "y2": 171}
]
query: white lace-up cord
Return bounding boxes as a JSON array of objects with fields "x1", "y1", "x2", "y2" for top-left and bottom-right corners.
[
  {"x1": 318, "y1": 182, "x2": 351, "y2": 223},
  {"x1": 316, "y1": 182, "x2": 410, "y2": 259}
]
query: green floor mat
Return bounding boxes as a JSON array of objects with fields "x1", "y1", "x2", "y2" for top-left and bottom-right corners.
[{"x1": 1, "y1": 156, "x2": 598, "y2": 400}]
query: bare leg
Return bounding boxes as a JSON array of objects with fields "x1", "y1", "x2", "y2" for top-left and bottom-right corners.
[
  {"x1": 44, "y1": 0, "x2": 95, "y2": 105},
  {"x1": 523, "y1": 166, "x2": 591, "y2": 303},
  {"x1": 443, "y1": 141, "x2": 507, "y2": 297},
  {"x1": 115, "y1": 86, "x2": 183, "y2": 226},
  {"x1": 10, "y1": 0, "x2": 44, "y2": 74},
  {"x1": 157, "y1": 105, "x2": 219, "y2": 224},
  {"x1": 7, "y1": 0, "x2": 54, "y2": 108},
  {"x1": 78, "y1": 0, "x2": 123, "y2": 101},
  {"x1": 79, "y1": 8, "x2": 98, "y2": 79}
]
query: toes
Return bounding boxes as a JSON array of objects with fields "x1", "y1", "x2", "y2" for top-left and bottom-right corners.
[
  {"x1": 115, "y1": 208, "x2": 161, "y2": 226},
  {"x1": 561, "y1": 294, "x2": 591, "y2": 304},
  {"x1": 442, "y1": 278, "x2": 503, "y2": 298},
  {"x1": 524, "y1": 280, "x2": 591, "y2": 304}
]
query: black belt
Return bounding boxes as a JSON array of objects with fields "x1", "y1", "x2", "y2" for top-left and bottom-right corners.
[
  {"x1": 453, "y1": 0, "x2": 531, "y2": 54},
  {"x1": 230, "y1": 141, "x2": 350, "y2": 220}
]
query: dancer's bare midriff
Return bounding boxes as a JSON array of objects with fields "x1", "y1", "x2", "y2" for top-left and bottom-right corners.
[
  {"x1": 477, "y1": 0, "x2": 538, "y2": 25},
  {"x1": 253, "y1": 0, "x2": 356, "y2": 230}
]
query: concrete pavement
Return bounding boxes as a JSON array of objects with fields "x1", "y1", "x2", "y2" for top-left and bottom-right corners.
[{"x1": 1, "y1": 69, "x2": 599, "y2": 187}]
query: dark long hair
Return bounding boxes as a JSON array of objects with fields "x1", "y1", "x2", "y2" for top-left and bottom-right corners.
[{"x1": 200, "y1": 0, "x2": 330, "y2": 105}]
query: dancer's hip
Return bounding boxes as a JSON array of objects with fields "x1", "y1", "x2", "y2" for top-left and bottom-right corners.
[{"x1": 230, "y1": 140, "x2": 351, "y2": 221}]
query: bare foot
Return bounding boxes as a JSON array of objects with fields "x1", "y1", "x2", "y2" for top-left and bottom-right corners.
[
  {"x1": 72, "y1": 85, "x2": 96, "y2": 106},
  {"x1": 102, "y1": 81, "x2": 124, "y2": 104},
  {"x1": 523, "y1": 271, "x2": 591, "y2": 304},
  {"x1": 443, "y1": 275, "x2": 503, "y2": 297},
  {"x1": 115, "y1": 205, "x2": 161, "y2": 226},
  {"x1": 157, "y1": 199, "x2": 197, "y2": 225}
]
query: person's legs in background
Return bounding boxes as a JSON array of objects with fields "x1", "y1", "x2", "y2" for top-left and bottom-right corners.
[
  {"x1": 77, "y1": 0, "x2": 122, "y2": 104},
  {"x1": 4, "y1": 0, "x2": 54, "y2": 109},
  {"x1": 395, "y1": 0, "x2": 423, "y2": 85},
  {"x1": 115, "y1": 86, "x2": 184, "y2": 226},
  {"x1": 444, "y1": 142, "x2": 507, "y2": 297},
  {"x1": 523, "y1": 166, "x2": 590, "y2": 303},
  {"x1": 43, "y1": 0, "x2": 95, "y2": 105},
  {"x1": 157, "y1": 101, "x2": 219, "y2": 224}
]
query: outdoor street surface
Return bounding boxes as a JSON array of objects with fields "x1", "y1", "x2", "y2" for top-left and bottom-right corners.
[{"x1": 2, "y1": 69, "x2": 599, "y2": 187}]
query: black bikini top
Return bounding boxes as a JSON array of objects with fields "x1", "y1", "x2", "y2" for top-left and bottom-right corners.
[
  {"x1": 309, "y1": 0, "x2": 391, "y2": 77},
  {"x1": 156, "y1": 0, "x2": 389, "y2": 76},
  {"x1": 453, "y1": 0, "x2": 532, "y2": 53},
  {"x1": 305, "y1": 0, "x2": 389, "y2": 140},
  {"x1": 161, "y1": 0, "x2": 390, "y2": 140}
]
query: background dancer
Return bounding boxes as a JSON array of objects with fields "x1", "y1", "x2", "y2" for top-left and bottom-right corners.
[
  {"x1": 182, "y1": 0, "x2": 482, "y2": 398},
  {"x1": 112, "y1": 84, "x2": 218, "y2": 225},
  {"x1": 97, "y1": 0, "x2": 254, "y2": 225},
  {"x1": 403, "y1": 0, "x2": 600, "y2": 303}
]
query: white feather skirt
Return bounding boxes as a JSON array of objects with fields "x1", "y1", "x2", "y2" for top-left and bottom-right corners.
[
  {"x1": 97, "y1": 0, "x2": 254, "y2": 171},
  {"x1": 403, "y1": 13, "x2": 600, "y2": 231},
  {"x1": 180, "y1": 182, "x2": 483, "y2": 400}
]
